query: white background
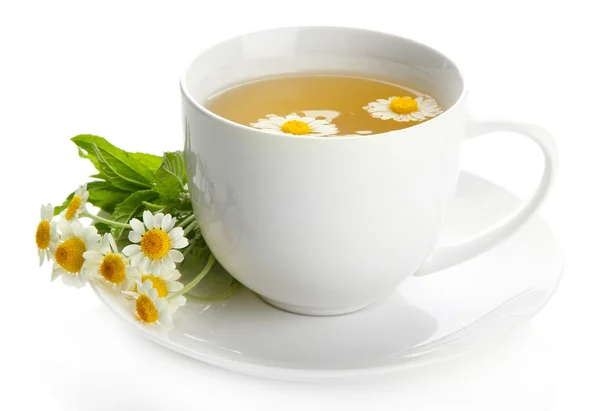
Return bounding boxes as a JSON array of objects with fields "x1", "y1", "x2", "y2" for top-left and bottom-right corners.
[{"x1": 1, "y1": 1, "x2": 597, "y2": 410}]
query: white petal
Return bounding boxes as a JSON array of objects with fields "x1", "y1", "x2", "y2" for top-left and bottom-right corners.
[
  {"x1": 251, "y1": 122, "x2": 280, "y2": 130},
  {"x1": 143, "y1": 210, "x2": 154, "y2": 230},
  {"x1": 171, "y1": 237, "x2": 189, "y2": 249},
  {"x1": 128, "y1": 231, "x2": 142, "y2": 243},
  {"x1": 162, "y1": 256, "x2": 176, "y2": 272},
  {"x1": 71, "y1": 220, "x2": 84, "y2": 238},
  {"x1": 168, "y1": 282, "x2": 184, "y2": 292},
  {"x1": 51, "y1": 267, "x2": 63, "y2": 281},
  {"x1": 286, "y1": 114, "x2": 301, "y2": 121},
  {"x1": 300, "y1": 116, "x2": 316, "y2": 123},
  {"x1": 122, "y1": 291, "x2": 139, "y2": 299},
  {"x1": 161, "y1": 215, "x2": 173, "y2": 232},
  {"x1": 166, "y1": 269, "x2": 182, "y2": 282},
  {"x1": 83, "y1": 250, "x2": 104, "y2": 264},
  {"x1": 268, "y1": 116, "x2": 287, "y2": 126},
  {"x1": 123, "y1": 244, "x2": 142, "y2": 257},
  {"x1": 168, "y1": 249, "x2": 184, "y2": 263},
  {"x1": 131, "y1": 251, "x2": 145, "y2": 267},
  {"x1": 150, "y1": 259, "x2": 162, "y2": 275},
  {"x1": 367, "y1": 106, "x2": 390, "y2": 113},
  {"x1": 106, "y1": 234, "x2": 118, "y2": 253},
  {"x1": 153, "y1": 213, "x2": 164, "y2": 229},
  {"x1": 42, "y1": 203, "x2": 53, "y2": 221},
  {"x1": 377, "y1": 98, "x2": 391, "y2": 104},
  {"x1": 168, "y1": 227, "x2": 184, "y2": 241},
  {"x1": 58, "y1": 219, "x2": 72, "y2": 238},
  {"x1": 393, "y1": 115, "x2": 410, "y2": 122},
  {"x1": 38, "y1": 250, "x2": 45, "y2": 266},
  {"x1": 85, "y1": 233, "x2": 101, "y2": 248},
  {"x1": 130, "y1": 218, "x2": 146, "y2": 235}
]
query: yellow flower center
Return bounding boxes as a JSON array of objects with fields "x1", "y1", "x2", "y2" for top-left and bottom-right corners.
[
  {"x1": 136, "y1": 295, "x2": 159, "y2": 323},
  {"x1": 135, "y1": 274, "x2": 168, "y2": 298},
  {"x1": 281, "y1": 120, "x2": 311, "y2": 135},
  {"x1": 36, "y1": 220, "x2": 51, "y2": 250},
  {"x1": 140, "y1": 229, "x2": 171, "y2": 260},
  {"x1": 389, "y1": 97, "x2": 418, "y2": 114},
  {"x1": 65, "y1": 195, "x2": 82, "y2": 220},
  {"x1": 99, "y1": 253, "x2": 126, "y2": 284},
  {"x1": 55, "y1": 237, "x2": 86, "y2": 273}
]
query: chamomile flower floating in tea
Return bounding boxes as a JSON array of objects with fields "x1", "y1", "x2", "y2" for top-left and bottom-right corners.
[
  {"x1": 129, "y1": 268, "x2": 187, "y2": 314},
  {"x1": 123, "y1": 280, "x2": 173, "y2": 328},
  {"x1": 363, "y1": 96, "x2": 443, "y2": 122},
  {"x1": 123, "y1": 211, "x2": 189, "y2": 276},
  {"x1": 35, "y1": 203, "x2": 58, "y2": 265},
  {"x1": 63, "y1": 184, "x2": 89, "y2": 221},
  {"x1": 84, "y1": 233, "x2": 136, "y2": 291},
  {"x1": 52, "y1": 219, "x2": 101, "y2": 288},
  {"x1": 250, "y1": 113, "x2": 338, "y2": 137}
]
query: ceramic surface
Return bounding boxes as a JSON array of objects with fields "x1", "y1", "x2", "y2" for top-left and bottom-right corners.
[
  {"x1": 181, "y1": 27, "x2": 558, "y2": 315},
  {"x1": 94, "y1": 172, "x2": 563, "y2": 381}
]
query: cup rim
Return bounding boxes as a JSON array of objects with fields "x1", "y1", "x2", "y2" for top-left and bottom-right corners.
[{"x1": 180, "y1": 25, "x2": 468, "y2": 141}]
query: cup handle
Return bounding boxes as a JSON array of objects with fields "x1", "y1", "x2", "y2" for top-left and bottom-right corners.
[{"x1": 414, "y1": 119, "x2": 558, "y2": 276}]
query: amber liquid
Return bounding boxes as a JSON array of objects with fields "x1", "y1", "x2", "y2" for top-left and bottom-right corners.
[{"x1": 205, "y1": 74, "x2": 438, "y2": 136}]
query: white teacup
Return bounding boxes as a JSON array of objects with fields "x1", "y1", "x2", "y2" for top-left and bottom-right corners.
[{"x1": 181, "y1": 27, "x2": 557, "y2": 316}]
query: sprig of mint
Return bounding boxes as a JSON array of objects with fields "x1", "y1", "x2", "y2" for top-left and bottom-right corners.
[
  {"x1": 55, "y1": 135, "x2": 189, "y2": 238},
  {"x1": 54, "y1": 134, "x2": 238, "y2": 299}
]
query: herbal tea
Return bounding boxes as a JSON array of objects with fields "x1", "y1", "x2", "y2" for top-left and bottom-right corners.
[{"x1": 205, "y1": 74, "x2": 444, "y2": 137}]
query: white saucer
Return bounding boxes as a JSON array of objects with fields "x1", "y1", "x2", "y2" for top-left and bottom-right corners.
[{"x1": 93, "y1": 172, "x2": 562, "y2": 382}]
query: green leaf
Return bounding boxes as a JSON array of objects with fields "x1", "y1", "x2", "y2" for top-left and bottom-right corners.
[
  {"x1": 110, "y1": 190, "x2": 158, "y2": 240},
  {"x1": 155, "y1": 151, "x2": 187, "y2": 201},
  {"x1": 93, "y1": 222, "x2": 112, "y2": 235},
  {"x1": 86, "y1": 181, "x2": 131, "y2": 213},
  {"x1": 90, "y1": 144, "x2": 153, "y2": 191},
  {"x1": 71, "y1": 135, "x2": 156, "y2": 190},
  {"x1": 130, "y1": 152, "x2": 162, "y2": 171}
]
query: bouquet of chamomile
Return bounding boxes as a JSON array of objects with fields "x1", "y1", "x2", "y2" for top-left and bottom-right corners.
[{"x1": 34, "y1": 135, "x2": 239, "y2": 328}]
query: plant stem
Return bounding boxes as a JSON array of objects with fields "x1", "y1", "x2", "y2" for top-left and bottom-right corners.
[
  {"x1": 183, "y1": 221, "x2": 198, "y2": 236},
  {"x1": 178, "y1": 214, "x2": 196, "y2": 228},
  {"x1": 168, "y1": 254, "x2": 215, "y2": 300},
  {"x1": 82, "y1": 209, "x2": 130, "y2": 229}
]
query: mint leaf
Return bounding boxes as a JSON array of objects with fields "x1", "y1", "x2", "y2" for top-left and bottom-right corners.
[
  {"x1": 130, "y1": 152, "x2": 162, "y2": 171},
  {"x1": 111, "y1": 190, "x2": 158, "y2": 240},
  {"x1": 155, "y1": 151, "x2": 186, "y2": 201},
  {"x1": 71, "y1": 135, "x2": 156, "y2": 190},
  {"x1": 86, "y1": 181, "x2": 131, "y2": 213},
  {"x1": 93, "y1": 222, "x2": 112, "y2": 235}
]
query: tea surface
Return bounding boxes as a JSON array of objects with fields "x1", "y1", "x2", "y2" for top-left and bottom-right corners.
[{"x1": 205, "y1": 74, "x2": 443, "y2": 137}]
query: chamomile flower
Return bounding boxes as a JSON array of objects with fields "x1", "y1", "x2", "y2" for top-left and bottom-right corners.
[
  {"x1": 52, "y1": 219, "x2": 101, "y2": 288},
  {"x1": 123, "y1": 211, "x2": 189, "y2": 276},
  {"x1": 64, "y1": 184, "x2": 89, "y2": 221},
  {"x1": 123, "y1": 280, "x2": 172, "y2": 328},
  {"x1": 363, "y1": 96, "x2": 443, "y2": 122},
  {"x1": 251, "y1": 113, "x2": 338, "y2": 137},
  {"x1": 83, "y1": 233, "x2": 137, "y2": 291},
  {"x1": 35, "y1": 203, "x2": 58, "y2": 265},
  {"x1": 129, "y1": 268, "x2": 186, "y2": 314}
]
